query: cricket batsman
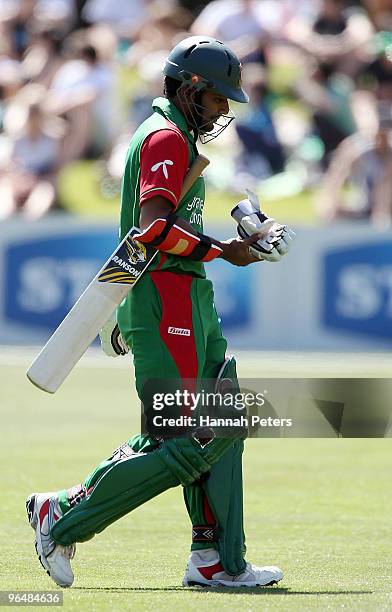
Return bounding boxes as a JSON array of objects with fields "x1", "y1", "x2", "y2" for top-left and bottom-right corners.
[{"x1": 26, "y1": 36, "x2": 294, "y2": 588}]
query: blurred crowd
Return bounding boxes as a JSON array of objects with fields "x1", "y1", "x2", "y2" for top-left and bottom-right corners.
[{"x1": 0, "y1": 0, "x2": 391, "y2": 223}]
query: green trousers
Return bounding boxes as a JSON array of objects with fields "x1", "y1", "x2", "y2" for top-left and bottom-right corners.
[{"x1": 56, "y1": 271, "x2": 246, "y2": 574}]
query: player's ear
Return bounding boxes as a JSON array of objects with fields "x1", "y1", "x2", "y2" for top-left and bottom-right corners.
[{"x1": 199, "y1": 90, "x2": 207, "y2": 106}]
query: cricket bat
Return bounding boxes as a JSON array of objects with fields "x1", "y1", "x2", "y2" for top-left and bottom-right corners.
[{"x1": 27, "y1": 154, "x2": 210, "y2": 393}]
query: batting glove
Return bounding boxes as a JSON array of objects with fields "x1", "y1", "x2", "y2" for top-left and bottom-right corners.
[
  {"x1": 99, "y1": 312, "x2": 129, "y2": 357},
  {"x1": 231, "y1": 189, "x2": 295, "y2": 262}
]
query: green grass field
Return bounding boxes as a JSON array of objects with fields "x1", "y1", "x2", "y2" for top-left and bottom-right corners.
[{"x1": 1, "y1": 352, "x2": 391, "y2": 611}]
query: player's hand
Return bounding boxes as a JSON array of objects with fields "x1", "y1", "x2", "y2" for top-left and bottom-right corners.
[
  {"x1": 231, "y1": 190, "x2": 295, "y2": 263},
  {"x1": 247, "y1": 222, "x2": 295, "y2": 262},
  {"x1": 99, "y1": 313, "x2": 129, "y2": 357},
  {"x1": 218, "y1": 234, "x2": 264, "y2": 266}
]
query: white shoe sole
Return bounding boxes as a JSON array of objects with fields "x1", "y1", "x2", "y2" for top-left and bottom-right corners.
[{"x1": 183, "y1": 576, "x2": 283, "y2": 588}]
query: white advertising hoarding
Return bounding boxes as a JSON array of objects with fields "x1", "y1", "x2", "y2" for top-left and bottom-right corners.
[{"x1": 0, "y1": 217, "x2": 391, "y2": 350}]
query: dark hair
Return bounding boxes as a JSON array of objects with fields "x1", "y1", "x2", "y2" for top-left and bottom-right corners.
[{"x1": 164, "y1": 76, "x2": 181, "y2": 99}]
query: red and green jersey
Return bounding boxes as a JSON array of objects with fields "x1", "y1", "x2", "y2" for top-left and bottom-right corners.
[{"x1": 119, "y1": 97, "x2": 206, "y2": 278}]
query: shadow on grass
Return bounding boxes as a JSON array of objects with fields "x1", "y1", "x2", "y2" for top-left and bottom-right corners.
[{"x1": 73, "y1": 587, "x2": 374, "y2": 596}]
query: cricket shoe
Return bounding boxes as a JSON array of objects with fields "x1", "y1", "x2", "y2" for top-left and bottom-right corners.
[
  {"x1": 182, "y1": 548, "x2": 283, "y2": 588},
  {"x1": 26, "y1": 492, "x2": 75, "y2": 588}
]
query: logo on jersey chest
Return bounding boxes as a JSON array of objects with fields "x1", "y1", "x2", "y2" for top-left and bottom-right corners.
[{"x1": 187, "y1": 197, "x2": 205, "y2": 226}]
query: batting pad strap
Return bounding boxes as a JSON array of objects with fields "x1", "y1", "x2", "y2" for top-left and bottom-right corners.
[
  {"x1": 134, "y1": 217, "x2": 222, "y2": 262},
  {"x1": 192, "y1": 525, "x2": 218, "y2": 543}
]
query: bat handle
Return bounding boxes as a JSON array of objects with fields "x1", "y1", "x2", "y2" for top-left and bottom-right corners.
[{"x1": 180, "y1": 154, "x2": 210, "y2": 201}]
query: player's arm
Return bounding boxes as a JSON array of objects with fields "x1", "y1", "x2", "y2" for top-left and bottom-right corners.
[
  {"x1": 139, "y1": 197, "x2": 261, "y2": 267},
  {"x1": 137, "y1": 130, "x2": 261, "y2": 267}
]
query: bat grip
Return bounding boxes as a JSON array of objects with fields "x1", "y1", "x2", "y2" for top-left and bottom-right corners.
[{"x1": 180, "y1": 154, "x2": 210, "y2": 200}]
